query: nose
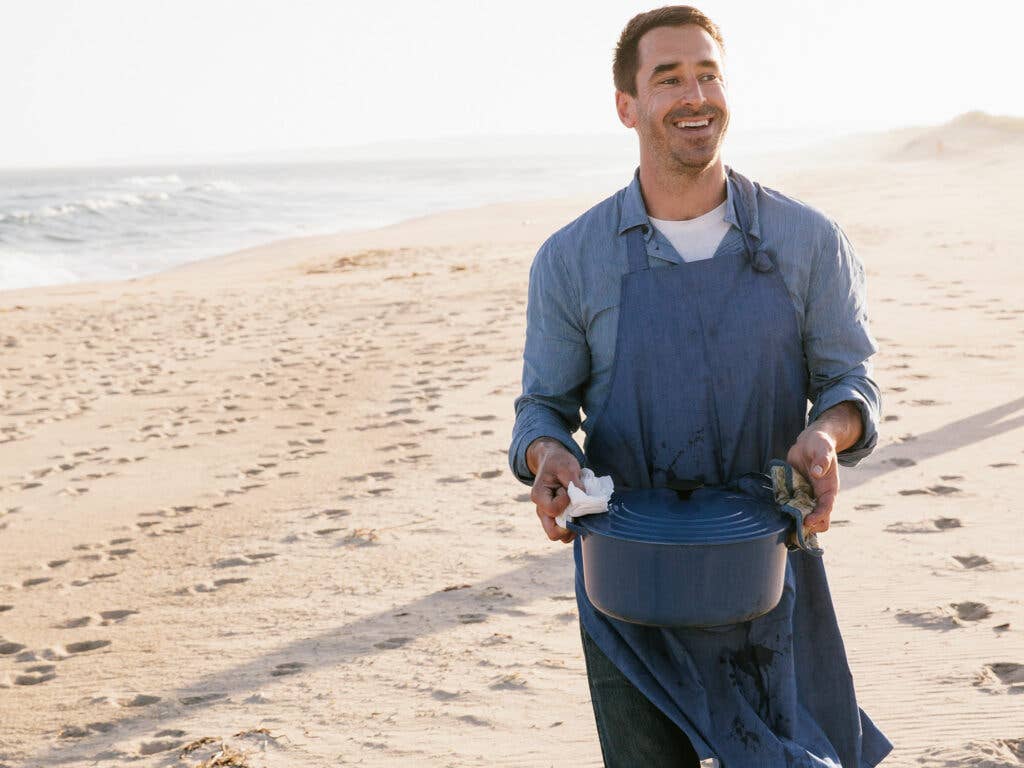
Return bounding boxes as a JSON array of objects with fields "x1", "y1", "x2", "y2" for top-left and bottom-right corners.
[{"x1": 676, "y1": 75, "x2": 705, "y2": 108}]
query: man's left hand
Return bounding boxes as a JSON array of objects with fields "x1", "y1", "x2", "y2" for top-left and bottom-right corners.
[
  {"x1": 785, "y1": 401, "x2": 864, "y2": 534},
  {"x1": 786, "y1": 428, "x2": 839, "y2": 533}
]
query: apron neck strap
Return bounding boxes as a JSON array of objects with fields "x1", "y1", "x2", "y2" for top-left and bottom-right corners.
[{"x1": 625, "y1": 226, "x2": 649, "y2": 273}]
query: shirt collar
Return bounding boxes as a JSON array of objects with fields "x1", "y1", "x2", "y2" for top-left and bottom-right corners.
[{"x1": 617, "y1": 166, "x2": 742, "y2": 237}]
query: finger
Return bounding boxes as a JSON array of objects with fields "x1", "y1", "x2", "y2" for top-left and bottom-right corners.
[
  {"x1": 532, "y1": 480, "x2": 570, "y2": 517},
  {"x1": 551, "y1": 485, "x2": 572, "y2": 514},
  {"x1": 807, "y1": 448, "x2": 838, "y2": 495},
  {"x1": 538, "y1": 510, "x2": 575, "y2": 543},
  {"x1": 805, "y1": 489, "x2": 836, "y2": 532},
  {"x1": 537, "y1": 509, "x2": 559, "y2": 540}
]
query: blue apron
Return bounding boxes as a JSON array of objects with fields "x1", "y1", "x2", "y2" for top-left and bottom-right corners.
[{"x1": 577, "y1": 170, "x2": 892, "y2": 767}]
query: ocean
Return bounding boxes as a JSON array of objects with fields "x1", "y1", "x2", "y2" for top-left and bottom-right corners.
[
  {"x1": 0, "y1": 128, "x2": 814, "y2": 294},
  {"x1": 0, "y1": 142, "x2": 644, "y2": 293}
]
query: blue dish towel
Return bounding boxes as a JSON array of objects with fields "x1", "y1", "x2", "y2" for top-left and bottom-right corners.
[{"x1": 766, "y1": 459, "x2": 824, "y2": 556}]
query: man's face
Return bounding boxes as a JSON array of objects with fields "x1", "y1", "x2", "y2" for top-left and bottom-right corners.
[{"x1": 617, "y1": 24, "x2": 729, "y2": 174}]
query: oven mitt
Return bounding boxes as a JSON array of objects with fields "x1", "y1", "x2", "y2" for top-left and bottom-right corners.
[
  {"x1": 766, "y1": 459, "x2": 824, "y2": 556},
  {"x1": 555, "y1": 468, "x2": 614, "y2": 529}
]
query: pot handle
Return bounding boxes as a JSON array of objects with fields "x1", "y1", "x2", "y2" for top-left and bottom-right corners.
[{"x1": 563, "y1": 518, "x2": 585, "y2": 537}]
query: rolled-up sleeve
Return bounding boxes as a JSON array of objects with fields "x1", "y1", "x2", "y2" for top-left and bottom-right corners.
[
  {"x1": 804, "y1": 221, "x2": 882, "y2": 466},
  {"x1": 509, "y1": 237, "x2": 590, "y2": 485}
]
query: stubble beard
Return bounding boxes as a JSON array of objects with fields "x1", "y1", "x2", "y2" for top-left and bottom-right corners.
[{"x1": 644, "y1": 109, "x2": 729, "y2": 179}]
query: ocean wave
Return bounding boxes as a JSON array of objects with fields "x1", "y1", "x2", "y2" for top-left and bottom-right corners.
[
  {"x1": 0, "y1": 249, "x2": 81, "y2": 292},
  {"x1": 184, "y1": 179, "x2": 243, "y2": 195},
  {"x1": 122, "y1": 173, "x2": 183, "y2": 187},
  {"x1": 0, "y1": 186, "x2": 226, "y2": 227}
]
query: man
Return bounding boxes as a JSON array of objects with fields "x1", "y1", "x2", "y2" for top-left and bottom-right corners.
[{"x1": 508, "y1": 6, "x2": 892, "y2": 767}]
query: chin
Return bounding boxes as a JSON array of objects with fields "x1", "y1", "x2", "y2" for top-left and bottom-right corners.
[{"x1": 670, "y1": 150, "x2": 720, "y2": 174}]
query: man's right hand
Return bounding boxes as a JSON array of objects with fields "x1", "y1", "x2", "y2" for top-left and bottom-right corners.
[{"x1": 527, "y1": 437, "x2": 582, "y2": 544}]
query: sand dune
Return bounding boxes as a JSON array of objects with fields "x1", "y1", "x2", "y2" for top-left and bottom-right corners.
[
  {"x1": 1, "y1": 120, "x2": 1022, "y2": 766},
  {"x1": 894, "y1": 111, "x2": 1024, "y2": 160}
]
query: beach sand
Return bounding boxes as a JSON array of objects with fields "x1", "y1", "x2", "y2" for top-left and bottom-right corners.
[{"x1": 1, "y1": 115, "x2": 1022, "y2": 767}]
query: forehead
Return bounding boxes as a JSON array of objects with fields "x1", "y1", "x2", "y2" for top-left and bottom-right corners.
[{"x1": 636, "y1": 24, "x2": 723, "y2": 71}]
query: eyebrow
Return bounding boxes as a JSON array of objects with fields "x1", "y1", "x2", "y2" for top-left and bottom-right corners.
[{"x1": 649, "y1": 59, "x2": 720, "y2": 79}]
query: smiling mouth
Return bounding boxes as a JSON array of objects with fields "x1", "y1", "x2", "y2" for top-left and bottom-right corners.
[{"x1": 673, "y1": 117, "x2": 713, "y2": 130}]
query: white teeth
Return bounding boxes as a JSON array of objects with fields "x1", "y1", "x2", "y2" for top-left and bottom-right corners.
[{"x1": 676, "y1": 119, "x2": 710, "y2": 128}]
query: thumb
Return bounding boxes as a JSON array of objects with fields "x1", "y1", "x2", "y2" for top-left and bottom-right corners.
[{"x1": 809, "y1": 450, "x2": 832, "y2": 479}]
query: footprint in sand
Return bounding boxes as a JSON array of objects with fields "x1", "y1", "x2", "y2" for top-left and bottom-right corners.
[
  {"x1": 212, "y1": 552, "x2": 277, "y2": 569},
  {"x1": 179, "y1": 692, "x2": 228, "y2": 706},
  {"x1": 490, "y1": 673, "x2": 527, "y2": 691},
  {"x1": 65, "y1": 639, "x2": 112, "y2": 654},
  {"x1": 885, "y1": 517, "x2": 961, "y2": 533},
  {"x1": 14, "y1": 664, "x2": 57, "y2": 686},
  {"x1": 373, "y1": 637, "x2": 412, "y2": 650},
  {"x1": 306, "y1": 508, "x2": 350, "y2": 521},
  {"x1": 886, "y1": 457, "x2": 916, "y2": 468},
  {"x1": 139, "y1": 735, "x2": 185, "y2": 756},
  {"x1": 178, "y1": 577, "x2": 249, "y2": 595},
  {"x1": 117, "y1": 693, "x2": 161, "y2": 707},
  {"x1": 56, "y1": 610, "x2": 137, "y2": 629},
  {"x1": 895, "y1": 609, "x2": 961, "y2": 631},
  {"x1": 898, "y1": 485, "x2": 961, "y2": 496},
  {"x1": 975, "y1": 663, "x2": 1024, "y2": 695},
  {"x1": 271, "y1": 661, "x2": 306, "y2": 677},
  {"x1": 58, "y1": 726, "x2": 91, "y2": 739},
  {"x1": 951, "y1": 602, "x2": 992, "y2": 621},
  {"x1": 953, "y1": 554, "x2": 992, "y2": 569},
  {"x1": 430, "y1": 689, "x2": 461, "y2": 701}
]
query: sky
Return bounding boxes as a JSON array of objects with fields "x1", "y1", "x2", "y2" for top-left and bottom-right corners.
[{"x1": 3, "y1": 0, "x2": 1022, "y2": 168}]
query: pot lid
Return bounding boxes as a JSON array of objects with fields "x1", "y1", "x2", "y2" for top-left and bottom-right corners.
[{"x1": 572, "y1": 485, "x2": 790, "y2": 546}]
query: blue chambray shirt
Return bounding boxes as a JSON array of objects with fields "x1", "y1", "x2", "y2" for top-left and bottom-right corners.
[{"x1": 509, "y1": 167, "x2": 880, "y2": 485}]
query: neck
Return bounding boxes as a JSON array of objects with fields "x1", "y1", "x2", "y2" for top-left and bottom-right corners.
[{"x1": 638, "y1": 154, "x2": 727, "y2": 221}]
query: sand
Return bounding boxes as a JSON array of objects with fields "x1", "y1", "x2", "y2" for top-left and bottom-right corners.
[{"x1": 1, "y1": 114, "x2": 1022, "y2": 767}]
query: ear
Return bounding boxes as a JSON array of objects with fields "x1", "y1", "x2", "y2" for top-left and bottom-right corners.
[{"x1": 615, "y1": 90, "x2": 637, "y2": 129}]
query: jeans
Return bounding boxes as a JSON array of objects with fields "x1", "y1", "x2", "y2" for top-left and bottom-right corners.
[{"x1": 581, "y1": 624, "x2": 701, "y2": 768}]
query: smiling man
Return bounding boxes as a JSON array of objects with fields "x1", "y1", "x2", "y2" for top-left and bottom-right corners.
[{"x1": 509, "y1": 6, "x2": 892, "y2": 767}]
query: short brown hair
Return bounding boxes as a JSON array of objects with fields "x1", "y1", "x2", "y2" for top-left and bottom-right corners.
[{"x1": 613, "y1": 6, "x2": 725, "y2": 96}]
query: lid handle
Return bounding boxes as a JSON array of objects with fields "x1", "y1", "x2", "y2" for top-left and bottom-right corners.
[{"x1": 665, "y1": 477, "x2": 704, "y2": 501}]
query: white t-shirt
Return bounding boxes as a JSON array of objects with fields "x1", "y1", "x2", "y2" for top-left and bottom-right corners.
[{"x1": 648, "y1": 199, "x2": 730, "y2": 263}]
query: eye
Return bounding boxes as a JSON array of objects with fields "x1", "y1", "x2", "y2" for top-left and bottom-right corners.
[
  {"x1": 660, "y1": 77, "x2": 680, "y2": 85},
  {"x1": 699, "y1": 73, "x2": 720, "y2": 82}
]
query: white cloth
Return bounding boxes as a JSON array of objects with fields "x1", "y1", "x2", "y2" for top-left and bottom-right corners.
[
  {"x1": 555, "y1": 468, "x2": 614, "y2": 529},
  {"x1": 648, "y1": 199, "x2": 730, "y2": 263}
]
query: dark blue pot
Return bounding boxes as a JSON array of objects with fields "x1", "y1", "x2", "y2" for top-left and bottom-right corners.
[{"x1": 565, "y1": 485, "x2": 792, "y2": 627}]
